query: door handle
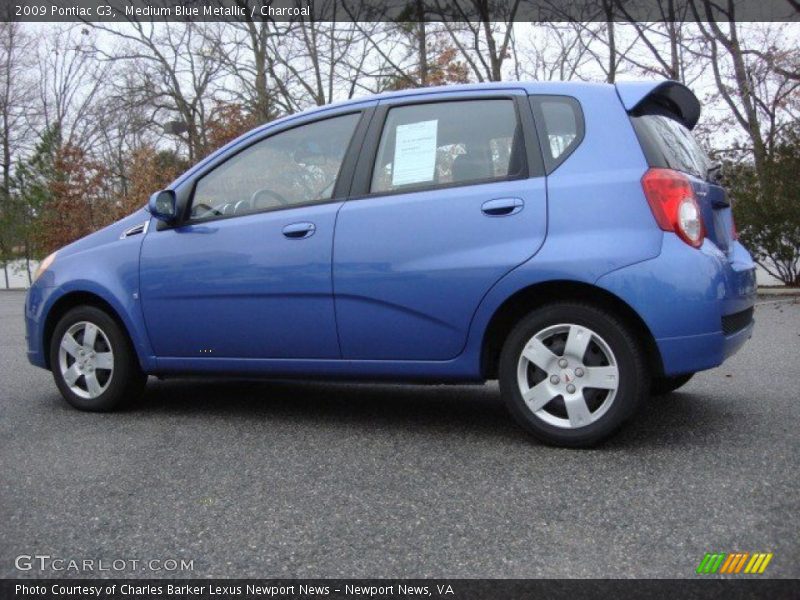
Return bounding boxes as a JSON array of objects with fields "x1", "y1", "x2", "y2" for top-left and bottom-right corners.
[
  {"x1": 282, "y1": 222, "x2": 316, "y2": 239},
  {"x1": 481, "y1": 197, "x2": 524, "y2": 217}
]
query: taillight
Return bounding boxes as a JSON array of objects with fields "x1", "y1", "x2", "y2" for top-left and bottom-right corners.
[{"x1": 641, "y1": 168, "x2": 705, "y2": 248}]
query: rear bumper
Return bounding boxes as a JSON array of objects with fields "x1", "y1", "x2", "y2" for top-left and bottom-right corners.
[
  {"x1": 596, "y1": 235, "x2": 756, "y2": 377},
  {"x1": 655, "y1": 320, "x2": 754, "y2": 376}
]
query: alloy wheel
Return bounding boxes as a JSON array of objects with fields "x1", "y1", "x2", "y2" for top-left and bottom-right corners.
[
  {"x1": 516, "y1": 323, "x2": 619, "y2": 429},
  {"x1": 58, "y1": 321, "x2": 115, "y2": 400}
]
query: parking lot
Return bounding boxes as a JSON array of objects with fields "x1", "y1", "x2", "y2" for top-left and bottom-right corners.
[{"x1": 1, "y1": 290, "x2": 798, "y2": 578}]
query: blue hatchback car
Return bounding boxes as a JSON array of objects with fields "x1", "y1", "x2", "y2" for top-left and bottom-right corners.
[{"x1": 25, "y1": 80, "x2": 756, "y2": 446}]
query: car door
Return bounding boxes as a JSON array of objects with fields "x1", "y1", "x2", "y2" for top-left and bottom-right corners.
[
  {"x1": 333, "y1": 91, "x2": 547, "y2": 360},
  {"x1": 139, "y1": 110, "x2": 365, "y2": 360}
]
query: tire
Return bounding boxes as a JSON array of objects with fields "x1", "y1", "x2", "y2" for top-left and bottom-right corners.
[
  {"x1": 651, "y1": 372, "x2": 694, "y2": 396},
  {"x1": 498, "y1": 303, "x2": 650, "y2": 447},
  {"x1": 49, "y1": 305, "x2": 147, "y2": 411}
]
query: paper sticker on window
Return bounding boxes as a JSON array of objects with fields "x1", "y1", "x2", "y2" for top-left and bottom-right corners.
[{"x1": 392, "y1": 119, "x2": 438, "y2": 186}]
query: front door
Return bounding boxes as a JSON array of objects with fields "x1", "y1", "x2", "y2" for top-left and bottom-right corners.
[
  {"x1": 333, "y1": 92, "x2": 547, "y2": 360},
  {"x1": 140, "y1": 111, "x2": 363, "y2": 359}
]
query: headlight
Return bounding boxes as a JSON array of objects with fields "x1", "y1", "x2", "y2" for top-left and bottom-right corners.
[{"x1": 34, "y1": 251, "x2": 58, "y2": 281}]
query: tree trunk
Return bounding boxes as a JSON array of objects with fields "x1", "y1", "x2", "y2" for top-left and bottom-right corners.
[
  {"x1": 479, "y1": 12, "x2": 502, "y2": 81},
  {"x1": 699, "y1": 1, "x2": 768, "y2": 182},
  {"x1": 605, "y1": 2, "x2": 616, "y2": 84},
  {"x1": 24, "y1": 240, "x2": 32, "y2": 284},
  {"x1": 417, "y1": 1, "x2": 427, "y2": 86},
  {"x1": 253, "y1": 24, "x2": 270, "y2": 123},
  {"x1": 728, "y1": 33, "x2": 768, "y2": 179},
  {"x1": 667, "y1": 2, "x2": 680, "y2": 80}
]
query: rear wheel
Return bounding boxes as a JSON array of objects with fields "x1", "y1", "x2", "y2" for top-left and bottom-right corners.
[
  {"x1": 49, "y1": 306, "x2": 147, "y2": 411},
  {"x1": 498, "y1": 303, "x2": 649, "y2": 447},
  {"x1": 651, "y1": 373, "x2": 694, "y2": 396}
]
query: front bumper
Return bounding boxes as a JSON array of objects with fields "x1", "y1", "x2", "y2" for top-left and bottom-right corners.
[{"x1": 25, "y1": 281, "x2": 50, "y2": 369}]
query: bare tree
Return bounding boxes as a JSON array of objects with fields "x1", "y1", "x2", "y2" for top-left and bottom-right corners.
[
  {"x1": 205, "y1": 3, "x2": 278, "y2": 123},
  {"x1": 91, "y1": 20, "x2": 225, "y2": 162},
  {"x1": 514, "y1": 23, "x2": 594, "y2": 81},
  {"x1": 436, "y1": 0, "x2": 521, "y2": 82},
  {"x1": 345, "y1": 19, "x2": 428, "y2": 92},
  {"x1": 0, "y1": 21, "x2": 35, "y2": 287},
  {"x1": 690, "y1": 2, "x2": 800, "y2": 178},
  {"x1": 614, "y1": 0, "x2": 693, "y2": 82},
  {"x1": 35, "y1": 26, "x2": 109, "y2": 150},
  {"x1": 264, "y1": 17, "x2": 373, "y2": 111},
  {"x1": 91, "y1": 88, "x2": 163, "y2": 202},
  {"x1": 540, "y1": 0, "x2": 630, "y2": 84}
]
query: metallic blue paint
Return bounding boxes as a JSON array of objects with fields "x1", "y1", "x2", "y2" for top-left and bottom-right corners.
[
  {"x1": 333, "y1": 177, "x2": 547, "y2": 360},
  {"x1": 596, "y1": 235, "x2": 757, "y2": 375},
  {"x1": 139, "y1": 202, "x2": 343, "y2": 360},
  {"x1": 25, "y1": 80, "x2": 756, "y2": 384},
  {"x1": 25, "y1": 208, "x2": 156, "y2": 371}
]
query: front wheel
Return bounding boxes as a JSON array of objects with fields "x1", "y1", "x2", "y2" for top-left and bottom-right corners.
[
  {"x1": 498, "y1": 303, "x2": 649, "y2": 447},
  {"x1": 49, "y1": 306, "x2": 147, "y2": 411}
]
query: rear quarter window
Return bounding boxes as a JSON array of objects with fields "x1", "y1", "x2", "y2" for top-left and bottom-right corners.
[
  {"x1": 631, "y1": 113, "x2": 710, "y2": 179},
  {"x1": 529, "y1": 96, "x2": 585, "y2": 173}
]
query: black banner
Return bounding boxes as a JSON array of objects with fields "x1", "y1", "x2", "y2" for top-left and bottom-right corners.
[
  {"x1": 3, "y1": 0, "x2": 798, "y2": 23},
  {"x1": 3, "y1": 579, "x2": 800, "y2": 600}
]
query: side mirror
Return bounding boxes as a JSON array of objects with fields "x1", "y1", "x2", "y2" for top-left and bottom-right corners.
[{"x1": 148, "y1": 190, "x2": 177, "y2": 222}]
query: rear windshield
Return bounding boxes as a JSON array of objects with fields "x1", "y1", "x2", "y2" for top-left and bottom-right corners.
[{"x1": 631, "y1": 113, "x2": 710, "y2": 179}]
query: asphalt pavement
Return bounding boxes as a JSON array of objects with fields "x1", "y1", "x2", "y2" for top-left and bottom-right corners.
[{"x1": 1, "y1": 291, "x2": 798, "y2": 578}]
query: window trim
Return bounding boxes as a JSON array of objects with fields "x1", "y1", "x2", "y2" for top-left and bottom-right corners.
[
  {"x1": 528, "y1": 95, "x2": 585, "y2": 174},
  {"x1": 347, "y1": 93, "x2": 543, "y2": 202},
  {"x1": 175, "y1": 108, "x2": 371, "y2": 227}
]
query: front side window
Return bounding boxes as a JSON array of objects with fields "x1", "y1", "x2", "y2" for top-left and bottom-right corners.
[
  {"x1": 190, "y1": 113, "x2": 360, "y2": 220},
  {"x1": 370, "y1": 99, "x2": 525, "y2": 194}
]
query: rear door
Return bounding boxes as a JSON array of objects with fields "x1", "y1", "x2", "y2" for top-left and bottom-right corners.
[{"x1": 333, "y1": 90, "x2": 547, "y2": 360}]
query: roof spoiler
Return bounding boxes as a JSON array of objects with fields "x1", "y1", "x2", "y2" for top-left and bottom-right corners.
[{"x1": 616, "y1": 80, "x2": 701, "y2": 130}]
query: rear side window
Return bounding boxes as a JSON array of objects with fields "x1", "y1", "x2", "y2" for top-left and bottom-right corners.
[
  {"x1": 631, "y1": 113, "x2": 710, "y2": 179},
  {"x1": 529, "y1": 96, "x2": 584, "y2": 173},
  {"x1": 370, "y1": 99, "x2": 526, "y2": 194}
]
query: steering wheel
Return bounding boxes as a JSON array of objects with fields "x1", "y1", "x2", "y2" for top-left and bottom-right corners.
[
  {"x1": 192, "y1": 203, "x2": 222, "y2": 218},
  {"x1": 251, "y1": 188, "x2": 289, "y2": 210}
]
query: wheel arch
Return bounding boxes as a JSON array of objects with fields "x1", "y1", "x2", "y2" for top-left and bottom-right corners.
[
  {"x1": 480, "y1": 280, "x2": 663, "y2": 380},
  {"x1": 43, "y1": 291, "x2": 135, "y2": 370}
]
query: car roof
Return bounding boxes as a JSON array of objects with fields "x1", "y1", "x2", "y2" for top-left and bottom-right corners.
[
  {"x1": 351, "y1": 80, "x2": 613, "y2": 101},
  {"x1": 299, "y1": 80, "x2": 618, "y2": 113}
]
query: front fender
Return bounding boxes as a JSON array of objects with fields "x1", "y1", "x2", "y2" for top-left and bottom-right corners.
[{"x1": 26, "y1": 222, "x2": 156, "y2": 372}]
